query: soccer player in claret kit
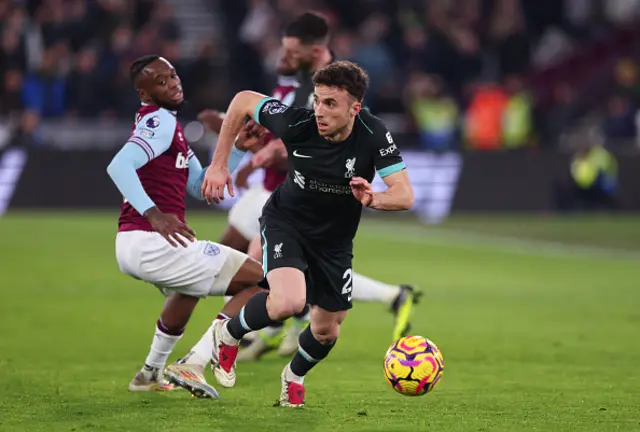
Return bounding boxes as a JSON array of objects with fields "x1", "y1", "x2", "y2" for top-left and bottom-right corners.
[
  {"x1": 201, "y1": 60, "x2": 415, "y2": 407},
  {"x1": 106, "y1": 55, "x2": 265, "y2": 398}
]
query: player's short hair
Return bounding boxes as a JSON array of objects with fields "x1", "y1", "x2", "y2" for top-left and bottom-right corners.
[
  {"x1": 130, "y1": 54, "x2": 160, "y2": 86},
  {"x1": 284, "y1": 12, "x2": 329, "y2": 45},
  {"x1": 312, "y1": 61, "x2": 369, "y2": 102}
]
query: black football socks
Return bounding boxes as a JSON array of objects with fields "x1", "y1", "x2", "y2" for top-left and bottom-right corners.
[
  {"x1": 226, "y1": 291, "x2": 278, "y2": 340},
  {"x1": 290, "y1": 326, "x2": 336, "y2": 377}
]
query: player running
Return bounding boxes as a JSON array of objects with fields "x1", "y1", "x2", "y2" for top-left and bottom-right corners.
[
  {"x1": 106, "y1": 55, "x2": 264, "y2": 399},
  {"x1": 201, "y1": 60, "x2": 415, "y2": 407},
  {"x1": 235, "y1": 12, "x2": 420, "y2": 361}
]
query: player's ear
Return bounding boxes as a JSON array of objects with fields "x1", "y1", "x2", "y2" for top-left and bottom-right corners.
[{"x1": 351, "y1": 100, "x2": 362, "y2": 116}]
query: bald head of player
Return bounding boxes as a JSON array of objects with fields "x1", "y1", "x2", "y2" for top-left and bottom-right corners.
[
  {"x1": 311, "y1": 60, "x2": 369, "y2": 141},
  {"x1": 129, "y1": 54, "x2": 184, "y2": 111},
  {"x1": 282, "y1": 12, "x2": 331, "y2": 72}
]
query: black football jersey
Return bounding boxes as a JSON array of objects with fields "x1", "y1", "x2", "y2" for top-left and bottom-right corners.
[{"x1": 254, "y1": 97, "x2": 406, "y2": 245}]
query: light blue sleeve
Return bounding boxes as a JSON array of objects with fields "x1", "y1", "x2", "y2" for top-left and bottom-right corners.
[
  {"x1": 106, "y1": 143, "x2": 156, "y2": 215},
  {"x1": 106, "y1": 108, "x2": 177, "y2": 214},
  {"x1": 187, "y1": 146, "x2": 246, "y2": 200},
  {"x1": 186, "y1": 150, "x2": 206, "y2": 200},
  {"x1": 209, "y1": 137, "x2": 250, "y2": 173},
  {"x1": 228, "y1": 146, "x2": 247, "y2": 173},
  {"x1": 128, "y1": 109, "x2": 177, "y2": 161}
]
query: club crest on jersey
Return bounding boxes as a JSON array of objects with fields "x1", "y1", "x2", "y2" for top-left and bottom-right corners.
[
  {"x1": 175, "y1": 152, "x2": 189, "y2": 169},
  {"x1": 146, "y1": 116, "x2": 160, "y2": 129},
  {"x1": 204, "y1": 243, "x2": 220, "y2": 256},
  {"x1": 345, "y1": 157, "x2": 356, "y2": 178}
]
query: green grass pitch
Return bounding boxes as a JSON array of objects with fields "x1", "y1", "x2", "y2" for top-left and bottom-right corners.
[{"x1": 1, "y1": 212, "x2": 639, "y2": 432}]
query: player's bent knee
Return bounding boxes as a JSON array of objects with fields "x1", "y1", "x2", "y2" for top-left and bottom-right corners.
[
  {"x1": 309, "y1": 306, "x2": 346, "y2": 343},
  {"x1": 265, "y1": 267, "x2": 307, "y2": 320},
  {"x1": 266, "y1": 295, "x2": 306, "y2": 321},
  {"x1": 310, "y1": 321, "x2": 340, "y2": 344}
]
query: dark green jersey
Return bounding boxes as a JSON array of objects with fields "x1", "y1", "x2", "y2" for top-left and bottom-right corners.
[{"x1": 254, "y1": 97, "x2": 406, "y2": 245}]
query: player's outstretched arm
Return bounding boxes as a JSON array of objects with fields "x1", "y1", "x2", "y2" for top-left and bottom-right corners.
[
  {"x1": 186, "y1": 150, "x2": 206, "y2": 201},
  {"x1": 202, "y1": 91, "x2": 269, "y2": 204},
  {"x1": 350, "y1": 170, "x2": 414, "y2": 211},
  {"x1": 211, "y1": 91, "x2": 269, "y2": 167},
  {"x1": 107, "y1": 144, "x2": 157, "y2": 215},
  {"x1": 352, "y1": 126, "x2": 414, "y2": 210}
]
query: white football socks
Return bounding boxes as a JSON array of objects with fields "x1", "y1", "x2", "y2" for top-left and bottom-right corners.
[
  {"x1": 221, "y1": 320, "x2": 240, "y2": 345},
  {"x1": 284, "y1": 362, "x2": 305, "y2": 384},
  {"x1": 352, "y1": 272, "x2": 400, "y2": 306},
  {"x1": 143, "y1": 324, "x2": 182, "y2": 378},
  {"x1": 183, "y1": 321, "x2": 216, "y2": 369}
]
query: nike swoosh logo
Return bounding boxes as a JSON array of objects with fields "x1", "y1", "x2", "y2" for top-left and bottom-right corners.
[
  {"x1": 293, "y1": 150, "x2": 312, "y2": 158},
  {"x1": 347, "y1": 295, "x2": 352, "y2": 302}
]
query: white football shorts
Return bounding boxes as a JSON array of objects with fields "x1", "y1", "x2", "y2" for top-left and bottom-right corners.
[
  {"x1": 227, "y1": 182, "x2": 272, "y2": 241},
  {"x1": 115, "y1": 231, "x2": 249, "y2": 297}
]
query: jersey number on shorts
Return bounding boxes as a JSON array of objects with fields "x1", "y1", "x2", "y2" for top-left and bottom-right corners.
[{"x1": 341, "y1": 268, "x2": 353, "y2": 295}]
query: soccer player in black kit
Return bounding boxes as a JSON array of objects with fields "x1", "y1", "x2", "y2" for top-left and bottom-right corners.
[{"x1": 202, "y1": 61, "x2": 414, "y2": 407}]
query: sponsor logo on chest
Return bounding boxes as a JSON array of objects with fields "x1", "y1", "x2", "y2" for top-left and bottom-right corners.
[{"x1": 175, "y1": 152, "x2": 189, "y2": 169}]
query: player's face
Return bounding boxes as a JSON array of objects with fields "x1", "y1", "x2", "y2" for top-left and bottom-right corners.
[
  {"x1": 282, "y1": 36, "x2": 315, "y2": 71},
  {"x1": 313, "y1": 85, "x2": 361, "y2": 140},
  {"x1": 137, "y1": 57, "x2": 184, "y2": 110}
]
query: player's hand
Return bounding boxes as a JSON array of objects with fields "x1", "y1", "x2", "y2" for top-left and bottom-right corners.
[
  {"x1": 350, "y1": 177, "x2": 374, "y2": 207},
  {"x1": 198, "y1": 109, "x2": 225, "y2": 134},
  {"x1": 235, "y1": 163, "x2": 254, "y2": 190},
  {"x1": 144, "y1": 207, "x2": 196, "y2": 248},
  {"x1": 202, "y1": 164, "x2": 234, "y2": 204},
  {"x1": 252, "y1": 146, "x2": 273, "y2": 168},
  {"x1": 252, "y1": 140, "x2": 280, "y2": 168},
  {"x1": 235, "y1": 120, "x2": 266, "y2": 152}
]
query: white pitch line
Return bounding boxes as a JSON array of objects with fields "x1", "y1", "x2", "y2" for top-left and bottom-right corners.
[{"x1": 360, "y1": 221, "x2": 640, "y2": 262}]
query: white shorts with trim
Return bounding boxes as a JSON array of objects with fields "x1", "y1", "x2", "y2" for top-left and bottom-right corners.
[
  {"x1": 115, "y1": 231, "x2": 248, "y2": 297},
  {"x1": 227, "y1": 182, "x2": 272, "y2": 241}
]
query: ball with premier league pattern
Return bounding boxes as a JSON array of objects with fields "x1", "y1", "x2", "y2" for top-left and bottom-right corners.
[{"x1": 383, "y1": 336, "x2": 444, "y2": 396}]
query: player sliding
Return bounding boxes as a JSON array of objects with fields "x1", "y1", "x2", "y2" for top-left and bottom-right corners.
[
  {"x1": 106, "y1": 55, "x2": 264, "y2": 399},
  {"x1": 201, "y1": 60, "x2": 415, "y2": 407}
]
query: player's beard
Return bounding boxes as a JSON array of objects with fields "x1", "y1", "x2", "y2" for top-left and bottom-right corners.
[
  {"x1": 298, "y1": 56, "x2": 315, "y2": 72},
  {"x1": 322, "y1": 113, "x2": 355, "y2": 142},
  {"x1": 277, "y1": 67, "x2": 297, "y2": 77},
  {"x1": 154, "y1": 96, "x2": 184, "y2": 112}
]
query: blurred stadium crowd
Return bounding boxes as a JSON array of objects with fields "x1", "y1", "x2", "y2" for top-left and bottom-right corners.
[{"x1": 0, "y1": 0, "x2": 639, "y2": 151}]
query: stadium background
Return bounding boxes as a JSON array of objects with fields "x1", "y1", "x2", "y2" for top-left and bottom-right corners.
[{"x1": 1, "y1": 1, "x2": 639, "y2": 431}]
